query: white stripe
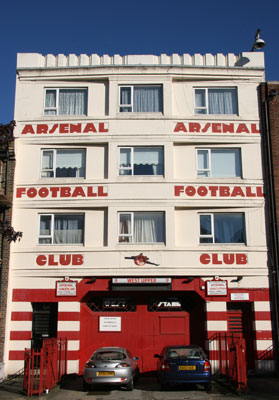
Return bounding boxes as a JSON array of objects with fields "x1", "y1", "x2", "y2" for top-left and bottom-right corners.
[
  {"x1": 256, "y1": 340, "x2": 273, "y2": 351},
  {"x1": 254, "y1": 301, "x2": 271, "y2": 312},
  {"x1": 67, "y1": 340, "x2": 80, "y2": 351},
  {"x1": 206, "y1": 302, "x2": 226, "y2": 312},
  {"x1": 254, "y1": 320, "x2": 272, "y2": 331},
  {"x1": 9, "y1": 321, "x2": 32, "y2": 331},
  {"x1": 10, "y1": 302, "x2": 32, "y2": 312},
  {"x1": 67, "y1": 360, "x2": 79, "y2": 374},
  {"x1": 58, "y1": 302, "x2": 80, "y2": 312},
  {"x1": 58, "y1": 321, "x2": 80, "y2": 331},
  {"x1": 206, "y1": 321, "x2": 227, "y2": 331},
  {"x1": 8, "y1": 340, "x2": 31, "y2": 350}
]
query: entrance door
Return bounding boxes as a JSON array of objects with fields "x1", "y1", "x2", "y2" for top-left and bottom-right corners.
[
  {"x1": 227, "y1": 302, "x2": 255, "y2": 370},
  {"x1": 32, "y1": 303, "x2": 58, "y2": 349},
  {"x1": 80, "y1": 294, "x2": 191, "y2": 374}
]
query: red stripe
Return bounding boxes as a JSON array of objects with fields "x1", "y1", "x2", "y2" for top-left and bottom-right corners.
[
  {"x1": 10, "y1": 331, "x2": 32, "y2": 340},
  {"x1": 206, "y1": 312, "x2": 227, "y2": 320},
  {"x1": 255, "y1": 331, "x2": 273, "y2": 340},
  {"x1": 57, "y1": 331, "x2": 80, "y2": 340},
  {"x1": 11, "y1": 312, "x2": 32, "y2": 321},
  {"x1": 58, "y1": 312, "x2": 80, "y2": 321},
  {"x1": 67, "y1": 350, "x2": 79, "y2": 360},
  {"x1": 254, "y1": 311, "x2": 272, "y2": 320},
  {"x1": 13, "y1": 289, "x2": 56, "y2": 302},
  {"x1": 9, "y1": 351, "x2": 25, "y2": 360}
]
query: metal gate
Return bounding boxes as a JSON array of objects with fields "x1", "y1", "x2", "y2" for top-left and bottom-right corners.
[
  {"x1": 23, "y1": 338, "x2": 67, "y2": 397},
  {"x1": 209, "y1": 333, "x2": 247, "y2": 391}
]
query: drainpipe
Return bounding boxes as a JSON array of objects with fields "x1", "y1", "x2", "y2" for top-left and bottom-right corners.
[{"x1": 262, "y1": 83, "x2": 279, "y2": 370}]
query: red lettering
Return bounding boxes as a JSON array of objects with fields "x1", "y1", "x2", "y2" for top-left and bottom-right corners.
[
  {"x1": 70, "y1": 123, "x2": 82, "y2": 133},
  {"x1": 189, "y1": 123, "x2": 201, "y2": 132},
  {"x1": 36, "y1": 255, "x2": 47, "y2": 266},
  {"x1": 49, "y1": 124, "x2": 58, "y2": 134},
  {"x1": 222, "y1": 123, "x2": 234, "y2": 133},
  {"x1": 174, "y1": 186, "x2": 184, "y2": 196},
  {"x1": 49, "y1": 187, "x2": 60, "y2": 198},
  {"x1": 87, "y1": 187, "x2": 97, "y2": 197},
  {"x1": 197, "y1": 186, "x2": 208, "y2": 196},
  {"x1": 27, "y1": 188, "x2": 37, "y2": 198},
  {"x1": 60, "y1": 187, "x2": 72, "y2": 197},
  {"x1": 236, "y1": 254, "x2": 247, "y2": 264},
  {"x1": 83, "y1": 123, "x2": 97, "y2": 133},
  {"x1": 98, "y1": 186, "x2": 108, "y2": 197},
  {"x1": 246, "y1": 187, "x2": 256, "y2": 197},
  {"x1": 208, "y1": 186, "x2": 218, "y2": 197},
  {"x1": 37, "y1": 124, "x2": 48, "y2": 134},
  {"x1": 59, "y1": 254, "x2": 71, "y2": 266},
  {"x1": 219, "y1": 186, "x2": 230, "y2": 197},
  {"x1": 231, "y1": 186, "x2": 245, "y2": 197},
  {"x1": 49, "y1": 255, "x2": 58, "y2": 266},
  {"x1": 38, "y1": 187, "x2": 49, "y2": 198},
  {"x1": 251, "y1": 123, "x2": 260, "y2": 134},
  {"x1": 223, "y1": 254, "x2": 235, "y2": 265},
  {"x1": 99, "y1": 123, "x2": 108, "y2": 132},
  {"x1": 185, "y1": 186, "x2": 196, "y2": 196},
  {"x1": 174, "y1": 122, "x2": 187, "y2": 132},
  {"x1": 212, "y1": 254, "x2": 222, "y2": 264},
  {"x1": 59, "y1": 124, "x2": 69, "y2": 133},
  {"x1": 72, "y1": 254, "x2": 84, "y2": 265},
  {"x1": 212, "y1": 123, "x2": 222, "y2": 133},
  {"x1": 16, "y1": 188, "x2": 26, "y2": 198},
  {"x1": 21, "y1": 125, "x2": 35, "y2": 135},
  {"x1": 256, "y1": 186, "x2": 264, "y2": 197},
  {"x1": 72, "y1": 187, "x2": 86, "y2": 197},
  {"x1": 236, "y1": 124, "x2": 249, "y2": 134},
  {"x1": 200, "y1": 254, "x2": 210, "y2": 264},
  {"x1": 201, "y1": 123, "x2": 211, "y2": 133}
]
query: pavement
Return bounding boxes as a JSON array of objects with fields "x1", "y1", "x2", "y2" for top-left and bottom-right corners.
[{"x1": 0, "y1": 374, "x2": 279, "y2": 399}]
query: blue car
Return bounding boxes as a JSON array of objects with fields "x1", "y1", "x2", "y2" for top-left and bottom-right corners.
[{"x1": 154, "y1": 345, "x2": 211, "y2": 391}]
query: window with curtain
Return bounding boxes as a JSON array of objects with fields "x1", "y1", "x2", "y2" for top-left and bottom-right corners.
[
  {"x1": 119, "y1": 147, "x2": 164, "y2": 175},
  {"x1": 118, "y1": 212, "x2": 165, "y2": 243},
  {"x1": 197, "y1": 148, "x2": 241, "y2": 177},
  {"x1": 44, "y1": 88, "x2": 87, "y2": 115},
  {"x1": 41, "y1": 149, "x2": 86, "y2": 178},
  {"x1": 39, "y1": 214, "x2": 84, "y2": 244},
  {"x1": 195, "y1": 88, "x2": 238, "y2": 115},
  {"x1": 119, "y1": 85, "x2": 163, "y2": 112},
  {"x1": 199, "y1": 213, "x2": 245, "y2": 244}
]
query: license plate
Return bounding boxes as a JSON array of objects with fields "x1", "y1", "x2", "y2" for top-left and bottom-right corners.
[
  {"x1": 178, "y1": 365, "x2": 196, "y2": 370},
  {"x1": 97, "y1": 371, "x2": 115, "y2": 376}
]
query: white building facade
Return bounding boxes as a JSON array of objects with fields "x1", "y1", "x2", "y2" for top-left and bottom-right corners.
[{"x1": 4, "y1": 51, "x2": 272, "y2": 377}]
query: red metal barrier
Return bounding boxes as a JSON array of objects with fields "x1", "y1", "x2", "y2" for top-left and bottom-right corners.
[
  {"x1": 23, "y1": 338, "x2": 67, "y2": 397},
  {"x1": 209, "y1": 333, "x2": 247, "y2": 392}
]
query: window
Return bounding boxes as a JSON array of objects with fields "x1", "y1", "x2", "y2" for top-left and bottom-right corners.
[
  {"x1": 44, "y1": 88, "x2": 87, "y2": 115},
  {"x1": 119, "y1": 147, "x2": 164, "y2": 175},
  {"x1": 41, "y1": 149, "x2": 86, "y2": 178},
  {"x1": 118, "y1": 212, "x2": 165, "y2": 243},
  {"x1": 195, "y1": 88, "x2": 238, "y2": 114},
  {"x1": 119, "y1": 85, "x2": 163, "y2": 112},
  {"x1": 39, "y1": 214, "x2": 84, "y2": 244},
  {"x1": 197, "y1": 148, "x2": 241, "y2": 178},
  {"x1": 199, "y1": 213, "x2": 245, "y2": 244}
]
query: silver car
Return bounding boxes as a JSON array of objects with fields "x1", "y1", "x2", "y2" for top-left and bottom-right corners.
[{"x1": 83, "y1": 347, "x2": 139, "y2": 391}]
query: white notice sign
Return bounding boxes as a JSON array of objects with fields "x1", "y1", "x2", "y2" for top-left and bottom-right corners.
[
  {"x1": 99, "y1": 316, "x2": 121, "y2": 332},
  {"x1": 206, "y1": 279, "x2": 227, "y2": 296},
  {"x1": 230, "y1": 293, "x2": 249, "y2": 301}
]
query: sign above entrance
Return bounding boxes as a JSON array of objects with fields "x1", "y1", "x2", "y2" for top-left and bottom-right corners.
[
  {"x1": 206, "y1": 277, "x2": 227, "y2": 296},
  {"x1": 112, "y1": 278, "x2": 171, "y2": 284},
  {"x1": 56, "y1": 277, "x2": 77, "y2": 296}
]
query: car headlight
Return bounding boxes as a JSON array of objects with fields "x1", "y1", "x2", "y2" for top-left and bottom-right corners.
[{"x1": 115, "y1": 362, "x2": 129, "y2": 368}]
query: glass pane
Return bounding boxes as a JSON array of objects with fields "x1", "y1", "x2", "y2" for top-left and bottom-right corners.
[
  {"x1": 134, "y1": 86, "x2": 163, "y2": 112},
  {"x1": 53, "y1": 215, "x2": 84, "y2": 244},
  {"x1": 40, "y1": 215, "x2": 51, "y2": 236},
  {"x1": 45, "y1": 90, "x2": 56, "y2": 107},
  {"x1": 134, "y1": 147, "x2": 163, "y2": 175},
  {"x1": 56, "y1": 149, "x2": 85, "y2": 177},
  {"x1": 134, "y1": 212, "x2": 164, "y2": 243},
  {"x1": 197, "y1": 150, "x2": 208, "y2": 170},
  {"x1": 120, "y1": 106, "x2": 132, "y2": 112},
  {"x1": 208, "y1": 89, "x2": 237, "y2": 114},
  {"x1": 214, "y1": 213, "x2": 245, "y2": 243},
  {"x1": 200, "y1": 215, "x2": 212, "y2": 235},
  {"x1": 119, "y1": 148, "x2": 131, "y2": 168},
  {"x1": 195, "y1": 89, "x2": 206, "y2": 107},
  {"x1": 59, "y1": 89, "x2": 87, "y2": 115},
  {"x1": 120, "y1": 87, "x2": 131, "y2": 105},
  {"x1": 119, "y1": 214, "x2": 131, "y2": 234},
  {"x1": 211, "y1": 149, "x2": 241, "y2": 177},
  {"x1": 42, "y1": 151, "x2": 53, "y2": 170},
  {"x1": 44, "y1": 110, "x2": 57, "y2": 115}
]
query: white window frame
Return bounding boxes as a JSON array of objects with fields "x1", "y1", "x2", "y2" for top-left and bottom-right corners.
[
  {"x1": 44, "y1": 88, "x2": 88, "y2": 115},
  {"x1": 38, "y1": 213, "x2": 84, "y2": 245},
  {"x1": 199, "y1": 213, "x2": 246, "y2": 244},
  {"x1": 194, "y1": 87, "x2": 238, "y2": 115},
  {"x1": 196, "y1": 148, "x2": 242, "y2": 178},
  {"x1": 40, "y1": 148, "x2": 86, "y2": 178},
  {"x1": 118, "y1": 146, "x2": 164, "y2": 176},
  {"x1": 119, "y1": 85, "x2": 163, "y2": 113}
]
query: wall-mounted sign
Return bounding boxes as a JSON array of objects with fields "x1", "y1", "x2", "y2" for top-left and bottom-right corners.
[
  {"x1": 37, "y1": 254, "x2": 84, "y2": 266},
  {"x1": 175, "y1": 185, "x2": 264, "y2": 198},
  {"x1": 99, "y1": 316, "x2": 121, "y2": 332},
  {"x1": 200, "y1": 253, "x2": 247, "y2": 265},
  {"x1": 173, "y1": 122, "x2": 260, "y2": 134},
  {"x1": 56, "y1": 278, "x2": 77, "y2": 296},
  {"x1": 16, "y1": 186, "x2": 107, "y2": 199},
  {"x1": 21, "y1": 122, "x2": 109, "y2": 135},
  {"x1": 230, "y1": 293, "x2": 249, "y2": 301},
  {"x1": 112, "y1": 278, "x2": 171, "y2": 284},
  {"x1": 206, "y1": 277, "x2": 227, "y2": 296}
]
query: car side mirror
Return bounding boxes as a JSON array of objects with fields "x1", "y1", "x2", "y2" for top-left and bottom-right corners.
[{"x1": 154, "y1": 354, "x2": 162, "y2": 359}]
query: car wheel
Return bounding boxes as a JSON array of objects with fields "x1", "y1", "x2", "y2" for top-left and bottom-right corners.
[
  {"x1": 83, "y1": 380, "x2": 90, "y2": 392},
  {"x1": 204, "y1": 382, "x2": 212, "y2": 391},
  {"x1": 126, "y1": 378, "x2": 134, "y2": 391}
]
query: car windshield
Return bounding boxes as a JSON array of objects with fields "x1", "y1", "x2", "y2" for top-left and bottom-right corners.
[
  {"x1": 167, "y1": 347, "x2": 203, "y2": 359},
  {"x1": 92, "y1": 351, "x2": 126, "y2": 361}
]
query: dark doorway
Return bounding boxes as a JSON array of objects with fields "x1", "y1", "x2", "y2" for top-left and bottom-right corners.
[{"x1": 32, "y1": 303, "x2": 58, "y2": 350}]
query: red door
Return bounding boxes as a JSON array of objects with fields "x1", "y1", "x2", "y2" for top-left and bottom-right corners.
[{"x1": 79, "y1": 294, "x2": 190, "y2": 374}]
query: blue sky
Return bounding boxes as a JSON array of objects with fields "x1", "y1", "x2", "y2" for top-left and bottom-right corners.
[{"x1": 0, "y1": 0, "x2": 278, "y2": 123}]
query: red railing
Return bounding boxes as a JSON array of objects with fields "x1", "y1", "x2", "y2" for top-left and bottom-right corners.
[
  {"x1": 209, "y1": 333, "x2": 247, "y2": 392},
  {"x1": 24, "y1": 338, "x2": 67, "y2": 397}
]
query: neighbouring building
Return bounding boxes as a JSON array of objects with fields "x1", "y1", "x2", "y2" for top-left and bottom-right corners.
[{"x1": 3, "y1": 51, "x2": 272, "y2": 377}]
